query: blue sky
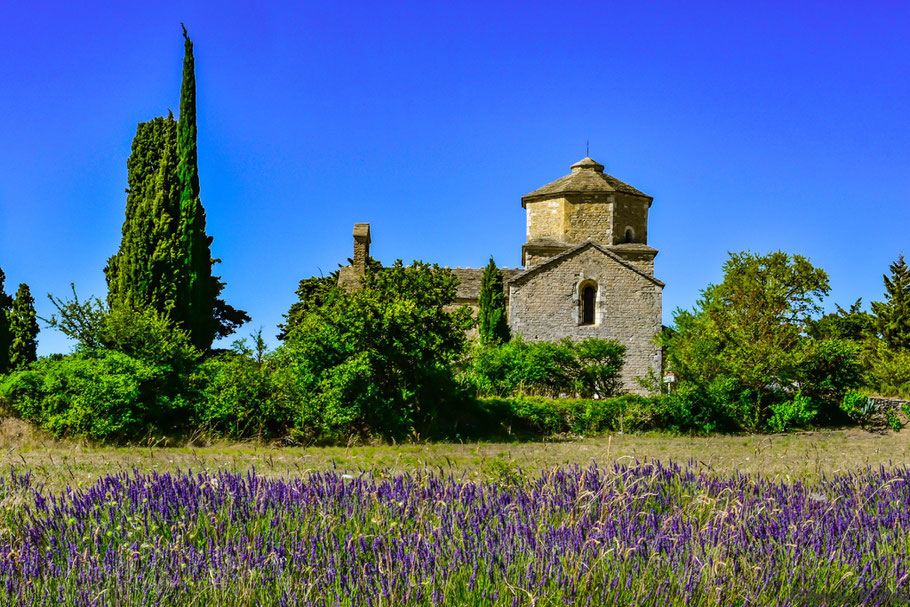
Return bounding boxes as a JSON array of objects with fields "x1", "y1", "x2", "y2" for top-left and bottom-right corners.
[{"x1": 1, "y1": 1, "x2": 908, "y2": 355}]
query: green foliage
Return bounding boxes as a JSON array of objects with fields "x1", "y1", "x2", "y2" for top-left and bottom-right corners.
[
  {"x1": 808, "y1": 298, "x2": 875, "y2": 342},
  {"x1": 8, "y1": 284, "x2": 38, "y2": 370},
  {"x1": 105, "y1": 29, "x2": 248, "y2": 352},
  {"x1": 767, "y1": 393, "x2": 817, "y2": 432},
  {"x1": 46, "y1": 285, "x2": 107, "y2": 351},
  {"x1": 871, "y1": 254, "x2": 910, "y2": 351},
  {"x1": 797, "y1": 338, "x2": 864, "y2": 422},
  {"x1": 0, "y1": 351, "x2": 183, "y2": 440},
  {"x1": 660, "y1": 251, "x2": 861, "y2": 431},
  {"x1": 864, "y1": 344, "x2": 910, "y2": 398},
  {"x1": 8, "y1": 295, "x2": 202, "y2": 440},
  {"x1": 477, "y1": 257, "x2": 509, "y2": 345},
  {"x1": 467, "y1": 394, "x2": 659, "y2": 438},
  {"x1": 190, "y1": 337, "x2": 292, "y2": 439},
  {"x1": 279, "y1": 260, "x2": 473, "y2": 441},
  {"x1": 277, "y1": 274, "x2": 339, "y2": 341},
  {"x1": 840, "y1": 390, "x2": 877, "y2": 428},
  {"x1": 464, "y1": 337, "x2": 626, "y2": 399},
  {"x1": 885, "y1": 409, "x2": 902, "y2": 432},
  {"x1": 0, "y1": 268, "x2": 12, "y2": 375},
  {"x1": 47, "y1": 289, "x2": 200, "y2": 369},
  {"x1": 105, "y1": 115, "x2": 182, "y2": 319},
  {"x1": 576, "y1": 338, "x2": 626, "y2": 398}
]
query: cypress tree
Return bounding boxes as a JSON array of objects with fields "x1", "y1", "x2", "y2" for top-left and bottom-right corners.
[
  {"x1": 0, "y1": 269, "x2": 12, "y2": 374},
  {"x1": 105, "y1": 114, "x2": 182, "y2": 315},
  {"x1": 477, "y1": 256, "x2": 510, "y2": 345},
  {"x1": 8, "y1": 284, "x2": 38, "y2": 369},
  {"x1": 871, "y1": 254, "x2": 910, "y2": 351},
  {"x1": 177, "y1": 25, "x2": 248, "y2": 350},
  {"x1": 106, "y1": 27, "x2": 247, "y2": 351}
]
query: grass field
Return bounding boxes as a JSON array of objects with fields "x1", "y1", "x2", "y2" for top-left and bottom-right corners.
[
  {"x1": 3, "y1": 416, "x2": 910, "y2": 488},
  {"x1": 3, "y1": 418, "x2": 910, "y2": 605}
]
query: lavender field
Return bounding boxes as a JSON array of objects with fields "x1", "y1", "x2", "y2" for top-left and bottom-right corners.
[{"x1": 0, "y1": 461, "x2": 907, "y2": 606}]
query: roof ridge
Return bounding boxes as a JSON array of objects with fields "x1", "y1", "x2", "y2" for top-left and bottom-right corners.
[{"x1": 508, "y1": 241, "x2": 665, "y2": 288}]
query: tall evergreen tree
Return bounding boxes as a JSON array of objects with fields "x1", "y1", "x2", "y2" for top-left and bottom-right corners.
[
  {"x1": 177, "y1": 25, "x2": 248, "y2": 350},
  {"x1": 477, "y1": 256, "x2": 510, "y2": 344},
  {"x1": 871, "y1": 254, "x2": 910, "y2": 351},
  {"x1": 0, "y1": 269, "x2": 13, "y2": 374},
  {"x1": 8, "y1": 284, "x2": 38, "y2": 369},
  {"x1": 105, "y1": 114, "x2": 182, "y2": 315},
  {"x1": 106, "y1": 27, "x2": 247, "y2": 351}
]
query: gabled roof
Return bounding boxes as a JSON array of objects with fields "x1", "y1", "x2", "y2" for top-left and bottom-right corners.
[
  {"x1": 508, "y1": 241, "x2": 665, "y2": 288},
  {"x1": 522, "y1": 157, "x2": 651, "y2": 206}
]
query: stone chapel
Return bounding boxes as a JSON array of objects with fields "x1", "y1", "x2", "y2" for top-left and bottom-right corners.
[{"x1": 337, "y1": 157, "x2": 664, "y2": 393}]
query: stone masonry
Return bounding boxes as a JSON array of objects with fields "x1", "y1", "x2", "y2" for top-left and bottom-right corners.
[
  {"x1": 508, "y1": 243, "x2": 663, "y2": 391},
  {"x1": 338, "y1": 156, "x2": 664, "y2": 394}
]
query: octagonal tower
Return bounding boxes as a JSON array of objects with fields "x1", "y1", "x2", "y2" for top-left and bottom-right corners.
[{"x1": 521, "y1": 157, "x2": 656, "y2": 273}]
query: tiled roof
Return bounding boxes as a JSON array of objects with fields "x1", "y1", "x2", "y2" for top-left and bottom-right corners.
[{"x1": 522, "y1": 157, "x2": 651, "y2": 204}]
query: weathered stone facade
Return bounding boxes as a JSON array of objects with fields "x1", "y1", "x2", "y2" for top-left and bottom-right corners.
[
  {"x1": 338, "y1": 156, "x2": 664, "y2": 394},
  {"x1": 508, "y1": 243, "x2": 663, "y2": 391}
]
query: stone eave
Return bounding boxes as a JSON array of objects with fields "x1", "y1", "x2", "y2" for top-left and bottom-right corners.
[
  {"x1": 521, "y1": 189, "x2": 653, "y2": 209},
  {"x1": 607, "y1": 243, "x2": 659, "y2": 256},
  {"x1": 508, "y1": 241, "x2": 665, "y2": 288}
]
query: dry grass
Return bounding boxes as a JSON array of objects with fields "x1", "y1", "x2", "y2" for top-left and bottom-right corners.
[{"x1": 2, "y1": 418, "x2": 910, "y2": 489}]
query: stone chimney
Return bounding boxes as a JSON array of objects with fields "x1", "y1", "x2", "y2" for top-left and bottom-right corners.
[{"x1": 352, "y1": 223, "x2": 371, "y2": 276}]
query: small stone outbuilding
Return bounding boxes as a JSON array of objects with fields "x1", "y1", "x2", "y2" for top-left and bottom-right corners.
[{"x1": 338, "y1": 157, "x2": 664, "y2": 393}]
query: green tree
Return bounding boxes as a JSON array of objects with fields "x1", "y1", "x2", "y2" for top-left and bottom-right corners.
[
  {"x1": 871, "y1": 254, "x2": 910, "y2": 351},
  {"x1": 105, "y1": 115, "x2": 183, "y2": 316},
  {"x1": 277, "y1": 274, "x2": 340, "y2": 341},
  {"x1": 105, "y1": 27, "x2": 247, "y2": 350},
  {"x1": 281, "y1": 261, "x2": 473, "y2": 440},
  {"x1": 661, "y1": 251, "x2": 858, "y2": 431},
  {"x1": 808, "y1": 298, "x2": 875, "y2": 342},
  {"x1": 9, "y1": 284, "x2": 39, "y2": 370},
  {"x1": 477, "y1": 256, "x2": 510, "y2": 345},
  {"x1": 0, "y1": 269, "x2": 12, "y2": 374},
  {"x1": 176, "y1": 25, "x2": 248, "y2": 350}
]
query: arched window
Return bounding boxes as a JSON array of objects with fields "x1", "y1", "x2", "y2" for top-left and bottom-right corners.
[
  {"x1": 581, "y1": 283, "x2": 597, "y2": 325},
  {"x1": 623, "y1": 227, "x2": 636, "y2": 243}
]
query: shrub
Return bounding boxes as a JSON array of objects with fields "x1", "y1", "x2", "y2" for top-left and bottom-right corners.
[
  {"x1": 865, "y1": 345, "x2": 910, "y2": 399},
  {"x1": 463, "y1": 338, "x2": 625, "y2": 399},
  {"x1": 885, "y1": 410, "x2": 902, "y2": 432},
  {"x1": 0, "y1": 352, "x2": 180, "y2": 440},
  {"x1": 190, "y1": 341, "x2": 292, "y2": 439},
  {"x1": 840, "y1": 390, "x2": 877, "y2": 428},
  {"x1": 797, "y1": 338, "x2": 863, "y2": 424},
  {"x1": 279, "y1": 260, "x2": 473, "y2": 441},
  {"x1": 767, "y1": 393, "x2": 817, "y2": 432},
  {"x1": 463, "y1": 394, "x2": 659, "y2": 438}
]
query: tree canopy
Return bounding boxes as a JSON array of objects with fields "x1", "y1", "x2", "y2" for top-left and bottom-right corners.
[
  {"x1": 8, "y1": 284, "x2": 39, "y2": 370},
  {"x1": 104, "y1": 27, "x2": 247, "y2": 351},
  {"x1": 871, "y1": 254, "x2": 910, "y2": 351},
  {"x1": 661, "y1": 251, "x2": 861, "y2": 431},
  {"x1": 280, "y1": 261, "x2": 473, "y2": 440}
]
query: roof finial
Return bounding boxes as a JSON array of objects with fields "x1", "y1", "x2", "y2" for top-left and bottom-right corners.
[{"x1": 586, "y1": 139, "x2": 589, "y2": 157}]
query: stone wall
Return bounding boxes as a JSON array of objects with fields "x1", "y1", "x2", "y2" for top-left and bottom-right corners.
[
  {"x1": 611, "y1": 193, "x2": 649, "y2": 245},
  {"x1": 525, "y1": 198, "x2": 566, "y2": 241},
  {"x1": 564, "y1": 196, "x2": 613, "y2": 243},
  {"x1": 508, "y1": 245, "x2": 663, "y2": 394}
]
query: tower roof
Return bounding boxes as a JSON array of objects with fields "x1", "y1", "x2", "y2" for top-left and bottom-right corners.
[{"x1": 522, "y1": 157, "x2": 651, "y2": 207}]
